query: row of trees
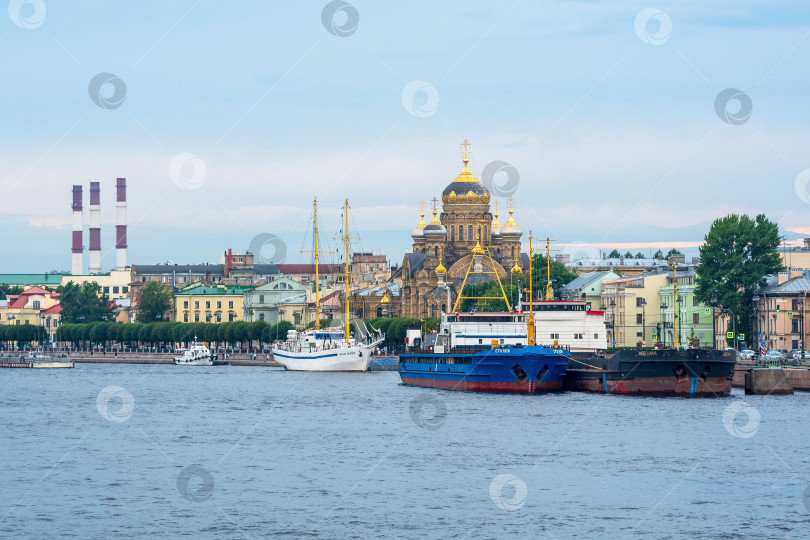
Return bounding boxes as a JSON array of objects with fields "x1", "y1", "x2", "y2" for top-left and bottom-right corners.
[
  {"x1": 53, "y1": 320, "x2": 295, "y2": 351},
  {"x1": 0, "y1": 324, "x2": 46, "y2": 346},
  {"x1": 606, "y1": 248, "x2": 683, "y2": 259}
]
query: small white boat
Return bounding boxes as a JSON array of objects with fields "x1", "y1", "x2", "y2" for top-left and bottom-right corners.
[
  {"x1": 273, "y1": 327, "x2": 383, "y2": 372},
  {"x1": 174, "y1": 342, "x2": 215, "y2": 366}
]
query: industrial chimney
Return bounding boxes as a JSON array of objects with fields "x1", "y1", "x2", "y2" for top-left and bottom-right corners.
[
  {"x1": 115, "y1": 178, "x2": 127, "y2": 271},
  {"x1": 71, "y1": 185, "x2": 83, "y2": 275},
  {"x1": 89, "y1": 181, "x2": 101, "y2": 274}
]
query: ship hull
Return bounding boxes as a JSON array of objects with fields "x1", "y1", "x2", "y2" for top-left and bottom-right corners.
[
  {"x1": 399, "y1": 346, "x2": 569, "y2": 394},
  {"x1": 272, "y1": 346, "x2": 374, "y2": 372},
  {"x1": 564, "y1": 349, "x2": 736, "y2": 397}
]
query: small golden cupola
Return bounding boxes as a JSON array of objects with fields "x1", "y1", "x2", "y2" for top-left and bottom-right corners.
[
  {"x1": 411, "y1": 200, "x2": 427, "y2": 240},
  {"x1": 491, "y1": 200, "x2": 502, "y2": 239},
  {"x1": 423, "y1": 197, "x2": 446, "y2": 238},
  {"x1": 499, "y1": 197, "x2": 522, "y2": 238},
  {"x1": 441, "y1": 139, "x2": 490, "y2": 205}
]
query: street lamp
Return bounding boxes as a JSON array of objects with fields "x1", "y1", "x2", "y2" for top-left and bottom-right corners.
[
  {"x1": 660, "y1": 303, "x2": 667, "y2": 347},
  {"x1": 609, "y1": 300, "x2": 616, "y2": 347},
  {"x1": 640, "y1": 298, "x2": 647, "y2": 347}
]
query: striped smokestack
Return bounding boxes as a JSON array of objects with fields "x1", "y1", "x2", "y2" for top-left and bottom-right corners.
[
  {"x1": 115, "y1": 177, "x2": 127, "y2": 271},
  {"x1": 71, "y1": 185, "x2": 83, "y2": 275},
  {"x1": 89, "y1": 181, "x2": 101, "y2": 274}
]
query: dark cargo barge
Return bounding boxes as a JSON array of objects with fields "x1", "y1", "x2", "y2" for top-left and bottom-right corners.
[{"x1": 564, "y1": 348, "x2": 736, "y2": 397}]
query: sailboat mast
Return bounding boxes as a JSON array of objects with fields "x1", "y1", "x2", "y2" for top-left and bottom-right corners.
[
  {"x1": 344, "y1": 200, "x2": 351, "y2": 345},
  {"x1": 314, "y1": 197, "x2": 320, "y2": 331},
  {"x1": 673, "y1": 263, "x2": 679, "y2": 348}
]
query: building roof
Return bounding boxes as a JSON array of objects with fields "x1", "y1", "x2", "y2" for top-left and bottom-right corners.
[
  {"x1": 757, "y1": 272, "x2": 810, "y2": 294},
  {"x1": 356, "y1": 282, "x2": 401, "y2": 297},
  {"x1": 405, "y1": 252, "x2": 427, "y2": 278},
  {"x1": 566, "y1": 258, "x2": 668, "y2": 269},
  {"x1": 133, "y1": 263, "x2": 280, "y2": 275},
  {"x1": 562, "y1": 270, "x2": 615, "y2": 292},
  {"x1": 175, "y1": 283, "x2": 253, "y2": 296},
  {"x1": 275, "y1": 264, "x2": 344, "y2": 275},
  {"x1": 0, "y1": 274, "x2": 66, "y2": 286}
]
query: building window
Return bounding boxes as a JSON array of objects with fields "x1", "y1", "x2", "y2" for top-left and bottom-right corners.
[
  {"x1": 183, "y1": 301, "x2": 188, "y2": 309},
  {"x1": 194, "y1": 313, "x2": 199, "y2": 322},
  {"x1": 693, "y1": 297, "x2": 699, "y2": 307},
  {"x1": 594, "y1": 333, "x2": 599, "y2": 339},
  {"x1": 636, "y1": 314, "x2": 642, "y2": 324},
  {"x1": 217, "y1": 301, "x2": 221, "y2": 309},
  {"x1": 103, "y1": 286, "x2": 110, "y2": 293},
  {"x1": 468, "y1": 225, "x2": 473, "y2": 240},
  {"x1": 229, "y1": 301, "x2": 234, "y2": 309},
  {"x1": 259, "y1": 295, "x2": 264, "y2": 304},
  {"x1": 636, "y1": 298, "x2": 644, "y2": 307},
  {"x1": 259, "y1": 313, "x2": 265, "y2": 321},
  {"x1": 32, "y1": 300, "x2": 41, "y2": 309},
  {"x1": 122, "y1": 286, "x2": 128, "y2": 293},
  {"x1": 693, "y1": 313, "x2": 700, "y2": 324},
  {"x1": 484, "y1": 225, "x2": 487, "y2": 239},
  {"x1": 194, "y1": 301, "x2": 199, "y2": 309},
  {"x1": 206, "y1": 313, "x2": 212, "y2": 322},
  {"x1": 294, "y1": 312, "x2": 301, "y2": 325},
  {"x1": 451, "y1": 226, "x2": 455, "y2": 241},
  {"x1": 478, "y1": 226, "x2": 481, "y2": 242},
  {"x1": 459, "y1": 226, "x2": 463, "y2": 241},
  {"x1": 792, "y1": 319, "x2": 799, "y2": 332},
  {"x1": 205, "y1": 301, "x2": 210, "y2": 309},
  {"x1": 377, "y1": 307, "x2": 382, "y2": 317},
  {"x1": 183, "y1": 312, "x2": 189, "y2": 322},
  {"x1": 550, "y1": 333, "x2": 559, "y2": 339},
  {"x1": 434, "y1": 246, "x2": 438, "y2": 257},
  {"x1": 229, "y1": 313, "x2": 236, "y2": 322},
  {"x1": 113, "y1": 286, "x2": 119, "y2": 294},
  {"x1": 216, "y1": 313, "x2": 222, "y2": 322}
]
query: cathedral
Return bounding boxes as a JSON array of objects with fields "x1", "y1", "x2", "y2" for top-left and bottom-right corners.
[{"x1": 399, "y1": 141, "x2": 529, "y2": 318}]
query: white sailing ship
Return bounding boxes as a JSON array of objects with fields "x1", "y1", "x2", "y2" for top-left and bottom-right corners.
[{"x1": 272, "y1": 198, "x2": 384, "y2": 372}]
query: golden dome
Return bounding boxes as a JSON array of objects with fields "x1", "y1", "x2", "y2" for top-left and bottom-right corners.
[
  {"x1": 500, "y1": 199, "x2": 522, "y2": 237},
  {"x1": 435, "y1": 262, "x2": 447, "y2": 274},
  {"x1": 471, "y1": 241, "x2": 485, "y2": 255},
  {"x1": 491, "y1": 200, "x2": 502, "y2": 237},
  {"x1": 411, "y1": 204, "x2": 426, "y2": 239},
  {"x1": 511, "y1": 263, "x2": 522, "y2": 274},
  {"x1": 381, "y1": 294, "x2": 390, "y2": 304},
  {"x1": 441, "y1": 140, "x2": 490, "y2": 205}
]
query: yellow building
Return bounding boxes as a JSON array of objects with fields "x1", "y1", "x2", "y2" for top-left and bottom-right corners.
[
  {"x1": 275, "y1": 288, "x2": 342, "y2": 330},
  {"x1": 59, "y1": 270, "x2": 132, "y2": 300},
  {"x1": 0, "y1": 286, "x2": 62, "y2": 341},
  {"x1": 601, "y1": 271, "x2": 669, "y2": 347},
  {"x1": 173, "y1": 282, "x2": 252, "y2": 323}
]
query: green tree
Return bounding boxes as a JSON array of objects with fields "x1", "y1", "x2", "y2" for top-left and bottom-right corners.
[
  {"x1": 635, "y1": 252, "x2": 645, "y2": 259},
  {"x1": 136, "y1": 281, "x2": 173, "y2": 322},
  {"x1": 530, "y1": 254, "x2": 578, "y2": 300},
  {"x1": 57, "y1": 281, "x2": 115, "y2": 323},
  {"x1": 0, "y1": 284, "x2": 23, "y2": 300},
  {"x1": 607, "y1": 249, "x2": 621, "y2": 258},
  {"x1": 666, "y1": 248, "x2": 684, "y2": 257},
  {"x1": 623, "y1": 251, "x2": 633, "y2": 258},
  {"x1": 695, "y1": 214, "x2": 783, "y2": 341},
  {"x1": 654, "y1": 249, "x2": 663, "y2": 259}
]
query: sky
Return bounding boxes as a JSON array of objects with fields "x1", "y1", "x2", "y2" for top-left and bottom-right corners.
[{"x1": 1, "y1": 0, "x2": 810, "y2": 273}]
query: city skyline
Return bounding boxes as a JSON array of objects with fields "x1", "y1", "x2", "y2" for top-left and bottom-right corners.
[{"x1": 2, "y1": 1, "x2": 809, "y2": 272}]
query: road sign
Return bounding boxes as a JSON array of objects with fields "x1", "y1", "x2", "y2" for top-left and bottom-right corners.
[
  {"x1": 727, "y1": 332, "x2": 734, "y2": 339},
  {"x1": 612, "y1": 340, "x2": 616, "y2": 346},
  {"x1": 642, "y1": 340, "x2": 646, "y2": 346},
  {"x1": 738, "y1": 333, "x2": 745, "y2": 340},
  {"x1": 787, "y1": 312, "x2": 793, "y2": 319},
  {"x1": 704, "y1": 307, "x2": 711, "y2": 315},
  {"x1": 758, "y1": 333, "x2": 763, "y2": 339},
  {"x1": 652, "y1": 333, "x2": 658, "y2": 340}
]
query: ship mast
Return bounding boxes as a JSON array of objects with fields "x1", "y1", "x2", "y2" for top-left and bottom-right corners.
[
  {"x1": 343, "y1": 199, "x2": 351, "y2": 345},
  {"x1": 673, "y1": 263, "x2": 679, "y2": 348},
  {"x1": 543, "y1": 237, "x2": 558, "y2": 301},
  {"x1": 527, "y1": 232, "x2": 535, "y2": 346},
  {"x1": 314, "y1": 198, "x2": 321, "y2": 331}
]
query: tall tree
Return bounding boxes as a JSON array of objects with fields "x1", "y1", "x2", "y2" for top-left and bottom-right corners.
[
  {"x1": 623, "y1": 251, "x2": 633, "y2": 258},
  {"x1": 635, "y1": 252, "x2": 645, "y2": 259},
  {"x1": 607, "y1": 249, "x2": 621, "y2": 258},
  {"x1": 136, "y1": 281, "x2": 173, "y2": 322},
  {"x1": 0, "y1": 284, "x2": 23, "y2": 300},
  {"x1": 653, "y1": 249, "x2": 663, "y2": 259},
  {"x1": 666, "y1": 248, "x2": 684, "y2": 257},
  {"x1": 57, "y1": 281, "x2": 115, "y2": 323},
  {"x1": 695, "y1": 214, "x2": 783, "y2": 339}
]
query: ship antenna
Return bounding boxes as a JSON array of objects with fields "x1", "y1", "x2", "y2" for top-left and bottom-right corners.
[{"x1": 300, "y1": 197, "x2": 332, "y2": 331}]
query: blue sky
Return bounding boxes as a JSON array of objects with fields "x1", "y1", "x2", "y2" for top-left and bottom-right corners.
[{"x1": 1, "y1": 0, "x2": 809, "y2": 272}]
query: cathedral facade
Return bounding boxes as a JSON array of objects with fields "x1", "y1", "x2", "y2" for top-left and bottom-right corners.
[{"x1": 400, "y1": 143, "x2": 529, "y2": 318}]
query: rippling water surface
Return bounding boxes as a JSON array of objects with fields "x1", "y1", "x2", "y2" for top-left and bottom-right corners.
[{"x1": 1, "y1": 364, "x2": 809, "y2": 539}]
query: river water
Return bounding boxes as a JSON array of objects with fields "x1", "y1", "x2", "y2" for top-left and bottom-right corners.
[{"x1": 1, "y1": 364, "x2": 809, "y2": 539}]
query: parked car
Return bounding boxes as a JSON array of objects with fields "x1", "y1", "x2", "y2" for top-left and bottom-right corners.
[
  {"x1": 790, "y1": 349, "x2": 802, "y2": 361},
  {"x1": 763, "y1": 350, "x2": 782, "y2": 364},
  {"x1": 739, "y1": 349, "x2": 755, "y2": 361}
]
